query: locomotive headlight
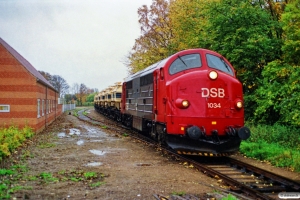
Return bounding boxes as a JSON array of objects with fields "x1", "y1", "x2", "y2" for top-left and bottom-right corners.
[
  {"x1": 209, "y1": 71, "x2": 218, "y2": 80},
  {"x1": 175, "y1": 99, "x2": 190, "y2": 109},
  {"x1": 182, "y1": 100, "x2": 189, "y2": 108},
  {"x1": 236, "y1": 101, "x2": 243, "y2": 109}
]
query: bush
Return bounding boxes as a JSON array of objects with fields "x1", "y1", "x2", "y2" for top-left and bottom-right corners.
[
  {"x1": 240, "y1": 123, "x2": 300, "y2": 172},
  {"x1": 0, "y1": 125, "x2": 34, "y2": 160},
  {"x1": 245, "y1": 123, "x2": 299, "y2": 149}
]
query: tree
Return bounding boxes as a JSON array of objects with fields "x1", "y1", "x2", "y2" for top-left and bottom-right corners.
[
  {"x1": 86, "y1": 93, "x2": 96, "y2": 103},
  {"x1": 77, "y1": 83, "x2": 88, "y2": 106},
  {"x1": 281, "y1": 0, "x2": 300, "y2": 65},
  {"x1": 126, "y1": 0, "x2": 172, "y2": 73},
  {"x1": 64, "y1": 93, "x2": 77, "y2": 104},
  {"x1": 168, "y1": 0, "x2": 216, "y2": 51},
  {"x1": 39, "y1": 71, "x2": 70, "y2": 97},
  {"x1": 50, "y1": 75, "x2": 69, "y2": 97},
  {"x1": 71, "y1": 83, "x2": 80, "y2": 95},
  {"x1": 254, "y1": 0, "x2": 300, "y2": 126},
  {"x1": 39, "y1": 71, "x2": 52, "y2": 81},
  {"x1": 201, "y1": 0, "x2": 283, "y2": 120},
  {"x1": 255, "y1": 61, "x2": 300, "y2": 126}
]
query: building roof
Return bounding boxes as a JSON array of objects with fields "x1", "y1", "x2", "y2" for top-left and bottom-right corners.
[{"x1": 0, "y1": 37, "x2": 56, "y2": 91}]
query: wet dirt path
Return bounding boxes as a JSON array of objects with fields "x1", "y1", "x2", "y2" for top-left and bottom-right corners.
[{"x1": 12, "y1": 109, "x2": 219, "y2": 200}]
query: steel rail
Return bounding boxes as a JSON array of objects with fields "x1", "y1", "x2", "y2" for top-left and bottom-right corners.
[
  {"x1": 160, "y1": 148, "x2": 273, "y2": 200},
  {"x1": 228, "y1": 157, "x2": 300, "y2": 191},
  {"x1": 81, "y1": 109, "x2": 299, "y2": 200}
]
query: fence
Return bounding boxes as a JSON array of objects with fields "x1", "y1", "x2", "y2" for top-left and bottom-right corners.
[{"x1": 63, "y1": 103, "x2": 76, "y2": 112}]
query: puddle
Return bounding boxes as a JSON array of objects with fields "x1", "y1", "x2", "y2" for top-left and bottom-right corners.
[
  {"x1": 136, "y1": 163, "x2": 151, "y2": 166},
  {"x1": 89, "y1": 140, "x2": 103, "y2": 143},
  {"x1": 69, "y1": 128, "x2": 81, "y2": 136},
  {"x1": 57, "y1": 132, "x2": 66, "y2": 138},
  {"x1": 89, "y1": 149, "x2": 106, "y2": 156},
  {"x1": 86, "y1": 162, "x2": 103, "y2": 167},
  {"x1": 76, "y1": 140, "x2": 84, "y2": 145},
  {"x1": 81, "y1": 125, "x2": 117, "y2": 141}
]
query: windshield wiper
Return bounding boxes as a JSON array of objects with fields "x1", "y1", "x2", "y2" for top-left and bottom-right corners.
[
  {"x1": 221, "y1": 58, "x2": 230, "y2": 72},
  {"x1": 178, "y1": 55, "x2": 188, "y2": 68}
]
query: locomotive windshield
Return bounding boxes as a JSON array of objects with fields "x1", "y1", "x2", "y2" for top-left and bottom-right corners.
[
  {"x1": 169, "y1": 54, "x2": 202, "y2": 75},
  {"x1": 206, "y1": 54, "x2": 234, "y2": 76}
]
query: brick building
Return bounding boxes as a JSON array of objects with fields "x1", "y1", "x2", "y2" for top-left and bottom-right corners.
[{"x1": 0, "y1": 38, "x2": 63, "y2": 133}]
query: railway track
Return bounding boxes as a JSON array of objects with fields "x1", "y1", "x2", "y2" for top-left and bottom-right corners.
[{"x1": 78, "y1": 109, "x2": 300, "y2": 200}]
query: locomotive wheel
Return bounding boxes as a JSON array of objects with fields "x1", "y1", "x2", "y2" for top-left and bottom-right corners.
[{"x1": 156, "y1": 124, "x2": 166, "y2": 145}]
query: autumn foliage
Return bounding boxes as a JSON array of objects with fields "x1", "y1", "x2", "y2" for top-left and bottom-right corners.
[{"x1": 126, "y1": 0, "x2": 300, "y2": 127}]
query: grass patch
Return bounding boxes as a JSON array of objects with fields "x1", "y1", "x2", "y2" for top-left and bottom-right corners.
[
  {"x1": 0, "y1": 165, "x2": 29, "y2": 199},
  {"x1": 0, "y1": 166, "x2": 107, "y2": 199},
  {"x1": 53, "y1": 169, "x2": 106, "y2": 186},
  {"x1": 240, "y1": 142, "x2": 300, "y2": 171},
  {"x1": 38, "y1": 142, "x2": 56, "y2": 149},
  {"x1": 241, "y1": 123, "x2": 300, "y2": 172},
  {"x1": 73, "y1": 110, "x2": 79, "y2": 117}
]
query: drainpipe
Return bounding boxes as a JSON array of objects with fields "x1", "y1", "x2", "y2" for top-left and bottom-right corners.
[
  {"x1": 45, "y1": 86, "x2": 48, "y2": 129},
  {"x1": 55, "y1": 91, "x2": 56, "y2": 120}
]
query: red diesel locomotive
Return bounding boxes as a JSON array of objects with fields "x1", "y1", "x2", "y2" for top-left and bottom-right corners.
[{"x1": 95, "y1": 48, "x2": 250, "y2": 156}]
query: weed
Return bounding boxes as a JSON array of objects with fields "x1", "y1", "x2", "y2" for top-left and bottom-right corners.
[
  {"x1": 21, "y1": 150, "x2": 34, "y2": 159},
  {"x1": 171, "y1": 191, "x2": 186, "y2": 196},
  {"x1": 0, "y1": 165, "x2": 30, "y2": 199},
  {"x1": 39, "y1": 172, "x2": 58, "y2": 183},
  {"x1": 84, "y1": 171, "x2": 97, "y2": 179},
  {"x1": 26, "y1": 175, "x2": 38, "y2": 181},
  {"x1": 122, "y1": 133, "x2": 129, "y2": 137},
  {"x1": 58, "y1": 170, "x2": 65, "y2": 175},
  {"x1": 0, "y1": 169, "x2": 14, "y2": 176},
  {"x1": 38, "y1": 143, "x2": 56, "y2": 149},
  {"x1": 222, "y1": 194, "x2": 238, "y2": 200},
  {"x1": 90, "y1": 181, "x2": 105, "y2": 187},
  {"x1": 70, "y1": 177, "x2": 82, "y2": 182}
]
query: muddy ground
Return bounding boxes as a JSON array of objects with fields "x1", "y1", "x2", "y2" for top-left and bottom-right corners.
[{"x1": 6, "y1": 108, "x2": 300, "y2": 200}]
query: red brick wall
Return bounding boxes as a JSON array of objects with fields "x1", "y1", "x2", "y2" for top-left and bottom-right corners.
[
  {"x1": 0, "y1": 43, "x2": 62, "y2": 133},
  {"x1": 36, "y1": 82, "x2": 63, "y2": 133}
]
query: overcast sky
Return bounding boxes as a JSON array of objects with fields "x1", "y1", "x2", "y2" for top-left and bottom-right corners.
[{"x1": 0, "y1": 0, "x2": 153, "y2": 92}]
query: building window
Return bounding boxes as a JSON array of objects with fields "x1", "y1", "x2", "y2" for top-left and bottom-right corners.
[
  {"x1": 0, "y1": 105, "x2": 10, "y2": 112},
  {"x1": 42, "y1": 100, "x2": 44, "y2": 116},
  {"x1": 37, "y1": 99, "x2": 40, "y2": 118},
  {"x1": 46, "y1": 100, "x2": 48, "y2": 114}
]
